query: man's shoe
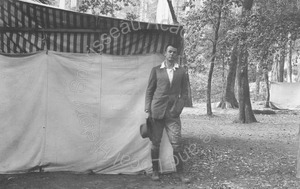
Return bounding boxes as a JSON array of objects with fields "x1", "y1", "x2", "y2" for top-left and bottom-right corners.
[
  {"x1": 151, "y1": 149, "x2": 160, "y2": 181},
  {"x1": 173, "y1": 151, "x2": 191, "y2": 183},
  {"x1": 151, "y1": 171, "x2": 160, "y2": 181}
]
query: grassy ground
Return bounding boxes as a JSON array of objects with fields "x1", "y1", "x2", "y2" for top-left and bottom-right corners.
[
  {"x1": 1, "y1": 102, "x2": 300, "y2": 189},
  {"x1": 179, "y1": 103, "x2": 300, "y2": 188}
]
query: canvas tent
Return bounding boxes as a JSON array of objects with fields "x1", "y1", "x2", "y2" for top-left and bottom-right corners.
[
  {"x1": 0, "y1": 0, "x2": 185, "y2": 174},
  {"x1": 270, "y1": 82, "x2": 300, "y2": 110}
]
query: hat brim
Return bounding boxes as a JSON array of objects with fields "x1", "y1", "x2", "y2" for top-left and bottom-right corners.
[{"x1": 140, "y1": 118, "x2": 152, "y2": 139}]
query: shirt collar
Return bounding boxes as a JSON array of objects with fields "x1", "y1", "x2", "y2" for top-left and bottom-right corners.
[{"x1": 160, "y1": 61, "x2": 179, "y2": 70}]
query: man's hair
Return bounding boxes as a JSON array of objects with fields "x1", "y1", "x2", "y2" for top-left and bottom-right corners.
[{"x1": 165, "y1": 43, "x2": 179, "y2": 52}]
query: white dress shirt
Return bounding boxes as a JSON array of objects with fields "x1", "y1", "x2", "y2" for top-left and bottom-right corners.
[{"x1": 160, "y1": 61, "x2": 179, "y2": 86}]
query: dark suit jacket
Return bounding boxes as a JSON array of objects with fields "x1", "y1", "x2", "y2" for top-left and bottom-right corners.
[{"x1": 145, "y1": 64, "x2": 188, "y2": 119}]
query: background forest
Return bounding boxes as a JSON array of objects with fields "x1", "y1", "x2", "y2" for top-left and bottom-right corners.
[{"x1": 180, "y1": 0, "x2": 300, "y2": 104}]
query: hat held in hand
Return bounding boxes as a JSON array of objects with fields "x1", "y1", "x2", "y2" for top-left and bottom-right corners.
[{"x1": 140, "y1": 117, "x2": 152, "y2": 139}]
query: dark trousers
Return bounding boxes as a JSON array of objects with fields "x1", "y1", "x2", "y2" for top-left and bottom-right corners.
[{"x1": 151, "y1": 111, "x2": 182, "y2": 153}]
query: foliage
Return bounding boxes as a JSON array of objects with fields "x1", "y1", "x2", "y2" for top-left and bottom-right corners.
[
  {"x1": 246, "y1": 0, "x2": 300, "y2": 68},
  {"x1": 36, "y1": 0, "x2": 53, "y2": 5},
  {"x1": 125, "y1": 12, "x2": 139, "y2": 21},
  {"x1": 78, "y1": 0, "x2": 138, "y2": 19},
  {"x1": 181, "y1": 0, "x2": 300, "y2": 103},
  {"x1": 189, "y1": 68, "x2": 225, "y2": 103},
  {"x1": 181, "y1": 0, "x2": 243, "y2": 73},
  {"x1": 180, "y1": 0, "x2": 243, "y2": 104}
]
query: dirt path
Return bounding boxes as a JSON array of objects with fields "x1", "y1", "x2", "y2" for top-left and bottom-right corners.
[{"x1": 1, "y1": 104, "x2": 300, "y2": 189}]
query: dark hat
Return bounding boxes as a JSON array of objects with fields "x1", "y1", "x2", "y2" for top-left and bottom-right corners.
[{"x1": 140, "y1": 117, "x2": 152, "y2": 139}]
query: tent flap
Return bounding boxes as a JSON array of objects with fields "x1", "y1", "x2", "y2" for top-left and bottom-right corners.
[{"x1": 0, "y1": 51, "x2": 175, "y2": 174}]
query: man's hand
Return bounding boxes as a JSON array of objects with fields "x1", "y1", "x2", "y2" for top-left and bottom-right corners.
[{"x1": 145, "y1": 109, "x2": 151, "y2": 117}]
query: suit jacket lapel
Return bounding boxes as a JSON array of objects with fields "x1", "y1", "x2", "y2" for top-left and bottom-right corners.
[{"x1": 160, "y1": 68, "x2": 171, "y2": 89}]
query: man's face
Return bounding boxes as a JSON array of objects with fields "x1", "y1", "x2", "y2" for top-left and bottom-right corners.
[{"x1": 165, "y1": 46, "x2": 178, "y2": 62}]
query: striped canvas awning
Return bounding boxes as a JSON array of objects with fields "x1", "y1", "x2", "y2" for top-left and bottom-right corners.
[{"x1": 0, "y1": 0, "x2": 184, "y2": 55}]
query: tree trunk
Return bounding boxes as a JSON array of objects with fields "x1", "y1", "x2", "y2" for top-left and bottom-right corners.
[
  {"x1": 271, "y1": 53, "x2": 279, "y2": 82},
  {"x1": 236, "y1": 0, "x2": 257, "y2": 123},
  {"x1": 237, "y1": 44, "x2": 257, "y2": 123},
  {"x1": 218, "y1": 44, "x2": 239, "y2": 109},
  {"x1": 298, "y1": 58, "x2": 300, "y2": 82},
  {"x1": 271, "y1": 44, "x2": 285, "y2": 82},
  {"x1": 206, "y1": 0, "x2": 223, "y2": 116},
  {"x1": 180, "y1": 55, "x2": 193, "y2": 107},
  {"x1": 272, "y1": 47, "x2": 285, "y2": 82},
  {"x1": 167, "y1": 0, "x2": 178, "y2": 24},
  {"x1": 263, "y1": 66, "x2": 270, "y2": 108},
  {"x1": 221, "y1": 52, "x2": 226, "y2": 97},
  {"x1": 185, "y1": 70, "x2": 193, "y2": 107},
  {"x1": 255, "y1": 61, "x2": 263, "y2": 100},
  {"x1": 279, "y1": 48, "x2": 285, "y2": 82},
  {"x1": 287, "y1": 34, "x2": 293, "y2": 82},
  {"x1": 207, "y1": 58, "x2": 214, "y2": 116}
]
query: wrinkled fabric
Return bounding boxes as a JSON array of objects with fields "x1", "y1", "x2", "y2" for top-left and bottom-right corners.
[
  {"x1": 270, "y1": 82, "x2": 300, "y2": 109},
  {"x1": 0, "y1": 51, "x2": 175, "y2": 174}
]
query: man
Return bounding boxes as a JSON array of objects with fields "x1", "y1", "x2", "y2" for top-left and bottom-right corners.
[{"x1": 145, "y1": 44, "x2": 190, "y2": 182}]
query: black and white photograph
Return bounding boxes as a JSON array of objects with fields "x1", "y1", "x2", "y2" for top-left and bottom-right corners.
[{"x1": 1, "y1": 0, "x2": 300, "y2": 188}]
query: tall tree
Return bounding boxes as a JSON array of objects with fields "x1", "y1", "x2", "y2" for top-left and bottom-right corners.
[
  {"x1": 206, "y1": 0, "x2": 224, "y2": 116},
  {"x1": 236, "y1": 0, "x2": 257, "y2": 123},
  {"x1": 263, "y1": 65, "x2": 271, "y2": 108},
  {"x1": 218, "y1": 43, "x2": 239, "y2": 109},
  {"x1": 271, "y1": 43, "x2": 286, "y2": 82},
  {"x1": 254, "y1": 60, "x2": 262, "y2": 100},
  {"x1": 287, "y1": 33, "x2": 293, "y2": 82}
]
